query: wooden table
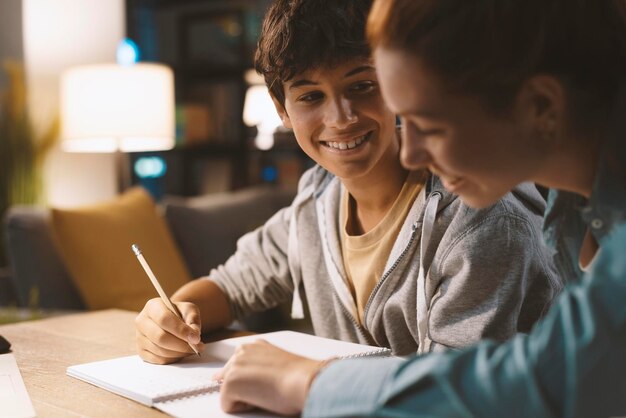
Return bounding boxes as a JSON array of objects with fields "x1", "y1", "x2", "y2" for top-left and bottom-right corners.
[{"x1": 0, "y1": 309, "x2": 243, "y2": 417}]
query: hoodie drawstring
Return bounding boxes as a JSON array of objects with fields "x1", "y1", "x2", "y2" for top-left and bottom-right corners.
[
  {"x1": 416, "y1": 192, "x2": 441, "y2": 354},
  {"x1": 290, "y1": 203, "x2": 305, "y2": 319}
]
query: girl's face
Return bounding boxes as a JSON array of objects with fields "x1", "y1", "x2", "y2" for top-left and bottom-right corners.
[{"x1": 374, "y1": 47, "x2": 548, "y2": 208}]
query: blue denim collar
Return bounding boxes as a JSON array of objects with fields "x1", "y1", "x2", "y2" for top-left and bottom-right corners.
[
  {"x1": 543, "y1": 82, "x2": 626, "y2": 281},
  {"x1": 581, "y1": 83, "x2": 626, "y2": 241}
]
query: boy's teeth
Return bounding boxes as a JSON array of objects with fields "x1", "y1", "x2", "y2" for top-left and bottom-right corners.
[{"x1": 327, "y1": 134, "x2": 367, "y2": 150}]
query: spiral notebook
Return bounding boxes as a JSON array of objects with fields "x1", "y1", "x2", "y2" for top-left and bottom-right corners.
[{"x1": 66, "y1": 330, "x2": 391, "y2": 418}]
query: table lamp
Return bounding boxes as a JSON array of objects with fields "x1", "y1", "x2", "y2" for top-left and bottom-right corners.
[
  {"x1": 60, "y1": 61, "x2": 175, "y2": 191},
  {"x1": 243, "y1": 84, "x2": 282, "y2": 151}
]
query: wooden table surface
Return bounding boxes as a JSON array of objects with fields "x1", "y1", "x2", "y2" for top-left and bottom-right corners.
[{"x1": 0, "y1": 309, "x2": 236, "y2": 418}]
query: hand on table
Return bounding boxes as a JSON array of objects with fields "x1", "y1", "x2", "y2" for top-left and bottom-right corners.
[
  {"x1": 215, "y1": 339, "x2": 328, "y2": 416},
  {"x1": 135, "y1": 297, "x2": 204, "y2": 364}
]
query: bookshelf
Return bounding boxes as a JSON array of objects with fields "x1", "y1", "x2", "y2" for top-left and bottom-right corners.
[
  {"x1": 126, "y1": 0, "x2": 312, "y2": 197},
  {"x1": 126, "y1": 0, "x2": 262, "y2": 195}
]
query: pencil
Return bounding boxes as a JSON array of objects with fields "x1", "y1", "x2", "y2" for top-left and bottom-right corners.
[{"x1": 131, "y1": 244, "x2": 201, "y2": 356}]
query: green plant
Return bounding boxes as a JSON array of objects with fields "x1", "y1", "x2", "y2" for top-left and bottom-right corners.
[{"x1": 0, "y1": 60, "x2": 58, "y2": 266}]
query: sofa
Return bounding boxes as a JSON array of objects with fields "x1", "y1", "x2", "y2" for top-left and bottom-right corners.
[{"x1": 3, "y1": 185, "x2": 296, "y2": 331}]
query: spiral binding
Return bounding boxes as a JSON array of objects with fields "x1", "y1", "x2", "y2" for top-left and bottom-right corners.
[
  {"x1": 339, "y1": 347, "x2": 392, "y2": 359},
  {"x1": 154, "y1": 380, "x2": 222, "y2": 403}
]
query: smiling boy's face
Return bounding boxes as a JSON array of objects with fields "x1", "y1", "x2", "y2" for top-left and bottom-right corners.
[{"x1": 272, "y1": 57, "x2": 398, "y2": 182}]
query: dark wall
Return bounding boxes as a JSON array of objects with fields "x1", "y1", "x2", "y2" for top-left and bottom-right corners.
[{"x1": 0, "y1": 0, "x2": 23, "y2": 90}]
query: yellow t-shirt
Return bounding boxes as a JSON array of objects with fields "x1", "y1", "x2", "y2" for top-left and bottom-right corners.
[{"x1": 340, "y1": 171, "x2": 426, "y2": 324}]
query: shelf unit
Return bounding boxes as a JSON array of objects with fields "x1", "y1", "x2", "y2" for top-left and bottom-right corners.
[
  {"x1": 126, "y1": 0, "x2": 313, "y2": 197},
  {"x1": 126, "y1": 0, "x2": 260, "y2": 196}
]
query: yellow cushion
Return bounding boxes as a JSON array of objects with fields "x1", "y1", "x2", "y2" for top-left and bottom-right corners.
[{"x1": 51, "y1": 187, "x2": 192, "y2": 311}]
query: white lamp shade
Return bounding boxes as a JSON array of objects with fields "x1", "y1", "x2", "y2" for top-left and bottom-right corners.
[
  {"x1": 243, "y1": 85, "x2": 281, "y2": 128},
  {"x1": 243, "y1": 85, "x2": 283, "y2": 150},
  {"x1": 61, "y1": 63, "x2": 175, "y2": 152}
]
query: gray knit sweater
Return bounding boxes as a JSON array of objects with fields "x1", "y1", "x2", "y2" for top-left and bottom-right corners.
[{"x1": 209, "y1": 166, "x2": 561, "y2": 356}]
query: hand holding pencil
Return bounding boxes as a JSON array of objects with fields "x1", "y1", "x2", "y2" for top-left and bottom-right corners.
[{"x1": 132, "y1": 244, "x2": 203, "y2": 362}]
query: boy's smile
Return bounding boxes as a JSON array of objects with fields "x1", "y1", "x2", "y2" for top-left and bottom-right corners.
[
  {"x1": 273, "y1": 58, "x2": 399, "y2": 185},
  {"x1": 320, "y1": 130, "x2": 371, "y2": 152}
]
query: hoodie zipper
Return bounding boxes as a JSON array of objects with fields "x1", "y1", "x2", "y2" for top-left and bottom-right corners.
[
  {"x1": 361, "y1": 221, "x2": 419, "y2": 323},
  {"x1": 326, "y1": 232, "x2": 420, "y2": 346},
  {"x1": 334, "y1": 289, "x2": 378, "y2": 346},
  {"x1": 361, "y1": 191, "x2": 442, "y2": 330}
]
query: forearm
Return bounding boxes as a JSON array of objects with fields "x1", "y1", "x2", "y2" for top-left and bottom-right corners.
[
  {"x1": 171, "y1": 278, "x2": 232, "y2": 332},
  {"x1": 305, "y1": 339, "x2": 551, "y2": 418}
]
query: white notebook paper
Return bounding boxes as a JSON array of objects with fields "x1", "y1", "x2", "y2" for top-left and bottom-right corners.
[
  {"x1": 67, "y1": 331, "x2": 391, "y2": 417},
  {"x1": 0, "y1": 353, "x2": 36, "y2": 418}
]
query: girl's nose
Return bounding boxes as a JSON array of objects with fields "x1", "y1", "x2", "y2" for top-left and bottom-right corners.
[
  {"x1": 400, "y1": 121, "x2": 433, "y2": 169},
  {"x1": 401, "y1": 147, "x2": 433, "y2": 170}
]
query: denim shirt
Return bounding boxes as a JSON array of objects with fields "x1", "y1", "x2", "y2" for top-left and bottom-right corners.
[
  {"x1": 303, "y1": 87, "x2": 626, "y2": 418},
  {"x1": 544, "y1": 89, "x2": 626, "y2": 282}
]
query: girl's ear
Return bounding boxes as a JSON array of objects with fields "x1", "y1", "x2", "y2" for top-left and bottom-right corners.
[
  {"x1": 270, "y1": 94, "x2": 293, "y2": 129},
  {"x1": 515, "y1": 75, "x2": 566, "y2": 144}
]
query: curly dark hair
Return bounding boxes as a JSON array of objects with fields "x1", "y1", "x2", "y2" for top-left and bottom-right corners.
[{"x1": 254, "y1": 0, "x2": 373, "y2": 106}]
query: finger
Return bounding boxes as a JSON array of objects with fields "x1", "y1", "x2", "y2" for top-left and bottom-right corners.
[
  {"x1": 213, "y1": 349, "x2": 236, "y2": 382},
  {"x1": 145, "y1": 298, "x2": 198, "y2": 344},
  {"x1": 212, "y1": 353, "x2": 236, "y2": 381},
  {"x1": 224, "y1": 400, "x2": 254, "y2": 413},
  {"x1": 136, "y1": 330, "x2": 191, "y2": 359},
  {"x1": 137, "y1": 345, "x2": 181, "y2": 365},
  {"x1": 213, "y1": 369, "x2": 224, "y2": 381},
  {"x1": 220, "y1": 381, "x2": 256, "y2": 414},
  {"x1": 141, "y1": 315, "x2": 199, "y2": 354},
  {"x1": 137, "y1": 329, "x2": 205, "y2": 363},
  {"x1": 176, "y1": 302, "x2": 202, "y2": 327},
  {"x1": 175, "y1": 302, "x2": 202, "y2": 344}
]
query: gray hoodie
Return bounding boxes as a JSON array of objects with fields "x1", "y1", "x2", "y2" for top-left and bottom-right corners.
[{"x1": 209, "y1": 166, "x2": 561, "y2": 356}]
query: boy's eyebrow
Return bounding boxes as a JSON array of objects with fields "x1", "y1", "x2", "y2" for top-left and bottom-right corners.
[
  {"x1": 344, "y1": 65, "x2": 375, "y2": 77},
  {"x1": 289, "y1": 79, "x2": 318, "y2": 90},
  {"x1": 288, "y1": 65, "x2": 376, "y2": 90}
]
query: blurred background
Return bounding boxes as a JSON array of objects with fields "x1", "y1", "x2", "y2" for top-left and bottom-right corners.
[
  {"x1": 0, "y1": 0, "x2": 314, "y2": 314},
  {"x1": 0, "y1": 0, "x2": 312, "y2": 205}
]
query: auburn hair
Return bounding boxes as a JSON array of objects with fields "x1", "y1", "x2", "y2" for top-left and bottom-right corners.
[{"x1": 367, "y1": 0, "x2": 626, "y2": 127}]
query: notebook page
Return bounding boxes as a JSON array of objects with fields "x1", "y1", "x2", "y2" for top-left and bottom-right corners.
[
  {"x1": 67, "y1": 354, "x2": 224, "y2": 406},
  {"x1": 67, "y1": 330, "x2": 391, "y2": 415},
  {"x1": 204, "y1": 330, "x2": 391, "y2": 361},
  {"x1": 0, "y1": 353, "x2": 36, "y2": 418},
  {"x1": 156, "y1": 393, "x2": 275, "y2": 418}
]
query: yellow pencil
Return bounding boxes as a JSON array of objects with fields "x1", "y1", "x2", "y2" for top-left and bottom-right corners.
[{"x1": 131, "y1": 244, "x2": 200, "y2": 356}]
